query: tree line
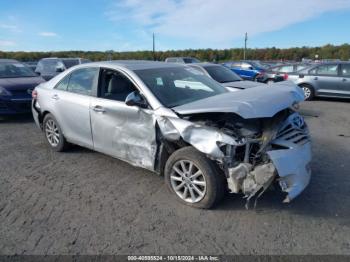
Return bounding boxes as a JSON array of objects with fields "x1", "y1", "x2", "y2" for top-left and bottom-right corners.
[{"x1": 1, "y1": 44, "x2": 349, "y2": 62}]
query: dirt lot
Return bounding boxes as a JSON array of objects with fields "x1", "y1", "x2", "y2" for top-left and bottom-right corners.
[{"x1": 0, "y1": 100, "x2": 349, "y2": 255}]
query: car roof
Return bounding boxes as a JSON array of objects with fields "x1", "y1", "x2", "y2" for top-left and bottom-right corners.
[
  {"x1": 187, "y1": 63, "x2": 220, "y2": 67},
  {"x1": 86, "y1": 60, "x2": 184, "y2": 70},
  {"x1": 0, "y1": 59, "x2": 19, "y2": 63},
  {"x1": 166, "y1": 57, "x2": 198, "y2": 59},
  {"x1": 40, "y1": 57, "x2": 82, "y2": 61}
]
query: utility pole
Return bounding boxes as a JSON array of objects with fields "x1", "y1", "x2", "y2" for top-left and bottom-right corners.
[
  {"x1": 152, "y1": 33, "x2": 156, "y2": 61},
  {"x1": 243, "y1": 32, "x2": 248, "y2": 60}
]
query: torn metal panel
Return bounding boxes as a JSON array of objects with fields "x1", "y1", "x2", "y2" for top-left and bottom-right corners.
[
  {"x1": 267, "y1": 143, "x2": 312, "y2": 202},
  {"x1": 157, "y1": 116, "x2": 243, "y2": 159}
]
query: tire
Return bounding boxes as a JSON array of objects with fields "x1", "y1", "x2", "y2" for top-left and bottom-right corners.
[
  {"x1": 164, "y1": 146, "x2": 225, "y2": 209},
  {"x1": 43, "y1": 113, "x2": 69, "y2": 152},
  {"x1": 299, "y1": 84, "x2": 315, "y2": 101},
  {"x1": 266, "y1": 79, "x2": 274, "y2": 85}
]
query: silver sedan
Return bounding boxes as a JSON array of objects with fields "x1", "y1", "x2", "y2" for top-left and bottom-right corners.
[{"x1": 32, "y1": 60, "x2": 311, "y2": 209}]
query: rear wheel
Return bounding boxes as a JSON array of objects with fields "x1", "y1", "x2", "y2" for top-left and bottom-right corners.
[
  {"x1": 164, "y1": 147, "x2": 225, "y2": 209},
  {"x1": 43, "y1": 113, "x2": 69, "y2": 152},
  {"x1": 300, "y1": 84, "x2": 315, "y2": 101}
]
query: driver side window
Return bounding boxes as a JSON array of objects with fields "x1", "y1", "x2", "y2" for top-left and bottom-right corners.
[{"x1": 98, "y1": 69, "x2": 137, "y2": 102}]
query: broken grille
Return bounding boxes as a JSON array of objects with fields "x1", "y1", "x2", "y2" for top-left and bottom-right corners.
[{"x1": 276, "y1": 115, "x2": 310, "y2": 146}]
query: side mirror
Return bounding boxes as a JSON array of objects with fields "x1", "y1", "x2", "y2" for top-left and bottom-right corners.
[
  {"x1": 125, "y1": 91, "x2": 148, "y2": 108},
  {"x1": 248, "y1": 66, "x2": 254, "y2": 70},
  {"x1": 56, "y1": 67, "x2": 65, "y2": 73},
  {"x1": 299, "y1": 74, "x2": 305, "y2": 78}
]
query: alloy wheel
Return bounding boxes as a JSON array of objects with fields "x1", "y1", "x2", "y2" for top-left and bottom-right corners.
[
  {"x1": 303, "y1": 86, "x2": 311, "y2": 99},
  {"x1": 45, "y1": 119, "x2": 60, "y2": 147},
  {"x1": 170, "y1": 160, "x2": 207, "y2": 203}
]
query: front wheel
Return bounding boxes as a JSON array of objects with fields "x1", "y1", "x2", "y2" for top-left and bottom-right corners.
[
  {"x1": 43, "y1": 113, "x2": 69, "y2": 152},
  {"x1": 164, "y1": 147, "x2": 225, "y2": 209}
]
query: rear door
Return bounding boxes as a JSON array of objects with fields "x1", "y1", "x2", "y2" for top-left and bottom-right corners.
[
  {"x1": 338, "y1": 63, "x2": 350, "y2": 97},
  {"x1": 50, "y1": 67, "x2": 99, "y2": 148},
  {"x1": 90, "y1": 68, "x2": 156, "y2": 170},
  {"x1": 309, "y1": 64, "x2": 340, "y2": 96}
]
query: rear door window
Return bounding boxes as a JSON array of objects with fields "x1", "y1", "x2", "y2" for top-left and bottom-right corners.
[
  {"x1": 313, "y1": 64, "x2": 339, "y2": 76},
  {"x1": 231, "y1": 62, "x2": 241, "y2": 68},
  {"x1": 241, "y1": 62, "x2": 253, "y2": 69},
  {"x1": 67, "y1": 68, "x2": 99, "y2": 95},
  {"x1": 55, "y1": 75, "x2": 70, "y2": 91},
  {"x1": 340, "y1": 64, "x2": 350, "y2": 77},
  {"x1": 166, "y1": 58, "x2": 177, "y2": 62},
  {"x1": 279, "y1": 65, "x2": 294, "y2": 73},
  {"x1": 296, "y1": 65, "x2": 309, "y2": 71}
]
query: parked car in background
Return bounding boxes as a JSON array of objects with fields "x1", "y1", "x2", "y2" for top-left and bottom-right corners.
[
  {"x1": 264, "y1": 63, "x2": 312, "y2": 84},
  {"x1": 24, "y1": 61, "x2": 38, "y2": 72},
  {"x1": 0, "y1": 59, "x2": 45, "y2": 115},
  {"x1": 165, "y1": 57, "x2": 201, "y2": 64},
  {"x1": 32, "y1": 60, "x2": 310, "y2": 209},
  {"x1": 288, "y1": 62, "x2": 350, "y2": 100},
  {"x1": 187, "y1": 63, "x2": 265, "y2": 90},
  {"x1": 35, "y1": 57, "x2": 91, "y2": 81},
  {"x1": 222, "y1": 60, "x2": 274, "y2": 83}
]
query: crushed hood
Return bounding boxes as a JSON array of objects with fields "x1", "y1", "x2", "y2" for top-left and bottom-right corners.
[
  {"x1": 222, "y1": 80, "x2": 265, "y2": 90},
  {"x1": 173, "y1": 81, "x2": 304, "y2": 119}
]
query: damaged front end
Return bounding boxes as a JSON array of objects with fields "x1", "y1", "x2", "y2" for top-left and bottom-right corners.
[
  {"x1": 157, "y1": 107, "x2": 312, "y2": 206},
  {"x1": 225, "y1": 111, "x2": 312, "y2": 206}
]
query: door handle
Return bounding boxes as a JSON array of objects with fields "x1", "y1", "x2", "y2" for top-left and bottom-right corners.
[
  {"x1": 314, "y1": 77, "x2": 318, "y2": 80},
  {"x1": 342, "y1": 78, "x2": 347, "y2": 82},
  {"x1": 92, "y1": 105, "x2": 106, "y2": 113},
  {"x1": 51, "y1": 94, "x2": 59, "y2": 100}
]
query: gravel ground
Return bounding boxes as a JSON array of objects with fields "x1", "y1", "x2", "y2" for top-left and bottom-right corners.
[{"x1": 0, "y1": 100, "x2": 349, "y2": 255}]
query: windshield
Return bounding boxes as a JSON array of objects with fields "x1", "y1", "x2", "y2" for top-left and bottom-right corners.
[
  {"x1": 62, "y1": 59, "x2": 80, "y2": 68},
  {"x1": 0, "y1": 62, "x2": 37, "y2": 78},
  {"x1": 183, "y1": 58, "x2": 200, "y2": 63},
  {"x1": 36, "y1": 59, "x2": 63, "y2": 73},
  {"x1": 204, "y1": 65, "x2": 242, "y2": 83},
  {"x1": 250, "y1": 61, "x2": 268, "y2": 69},
  {"x1": 135, "y1": 67, "x2": 228, "y2": 108}
]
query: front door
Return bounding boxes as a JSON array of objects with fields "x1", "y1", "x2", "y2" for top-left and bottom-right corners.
[
  {"x1": 311, "y1": 64, "x2": 340, "y2": 96},
  {"x1": 90, "y1": 68, "x2": 157, "y2": 170}
]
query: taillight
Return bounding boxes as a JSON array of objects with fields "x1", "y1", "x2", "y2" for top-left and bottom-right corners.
[
  {"x1": 32, "y1": 89, "x2": 38, "y2": 99},
  {"x1": 283, "y1": 73, "x2": 288, "y2": 80}
]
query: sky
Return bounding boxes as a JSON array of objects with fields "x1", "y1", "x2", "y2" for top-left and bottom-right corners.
[{"x1": 1, "y1": 0, "x2": 350, "y2": 52}]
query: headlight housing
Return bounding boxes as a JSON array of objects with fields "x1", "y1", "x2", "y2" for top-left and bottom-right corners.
[{"x1": 0, "y1": 86, "x2": 11, "y2": 96}]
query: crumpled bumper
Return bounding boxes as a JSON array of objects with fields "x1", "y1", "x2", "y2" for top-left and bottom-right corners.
[
  {"x1": 31, "y1": 100, "x2": 41, "y2": 129},
  {"x1": 267, "y1": 141, "x2": 312, "y2": 202}
]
